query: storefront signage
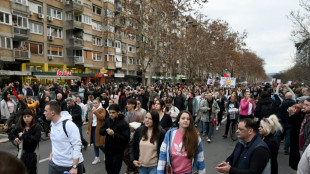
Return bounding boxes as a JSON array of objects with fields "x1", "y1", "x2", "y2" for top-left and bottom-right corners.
[
  {"x1": 95, "y1": 74, "x2": 103, "y2": 77},
  {"x1": 57, "y1": 69, "x2": 73, "y2": 76}
]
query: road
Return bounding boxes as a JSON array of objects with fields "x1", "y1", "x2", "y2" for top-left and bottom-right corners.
[{"x1": 0, "y1": 122, "x2": 296, "y2": 174}]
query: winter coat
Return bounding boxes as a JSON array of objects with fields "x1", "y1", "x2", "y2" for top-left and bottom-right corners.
[
  {"x1": 199, "y1": 99, "x2": 220, "y2": 122},
  {"x1": 87, "y1": 106, "x2": 106, "y2": 146},
  {"x1": 68, "y1": 103, "x2": 82, "y2": 127},
  {"x1": 240, "y1": 98, "x2": 255, "y2": 116},
  {"x1": 1, "y1": 99, "x2": 17, "y2": 119},
  {"x1": 129, "y1": 126, "x2": 166, "y2": 162}
]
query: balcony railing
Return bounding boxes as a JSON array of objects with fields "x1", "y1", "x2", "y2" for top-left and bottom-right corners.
[
  {"x1": 14, "y1": 49, "x2": 30, "y2": 60},
  {"x1": 13, "y1": 27, "x2": 30, "y2": 40},
  {"x1": 68, "y1": 38, "x2": 84, "y2": 47},
  {"x1": 66, "y1": 20, "x2": 84, "y2": 30},
  {"x1": 65, "y1": 1, "x2": 84, "y2": 12},
  {"x1": 11, "y1": 1, "x2": 30, "y2": 14},
  {"x1": 105, "y1": 61, "x2": 116, "y2": 69},
  {"x1": 74, "y1": 56, "x2": 84, "y2": 64}
]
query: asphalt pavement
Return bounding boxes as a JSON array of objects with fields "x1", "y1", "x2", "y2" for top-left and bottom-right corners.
[{"x1": 0, "y1": 120, "x2": 297, "y2": 174}]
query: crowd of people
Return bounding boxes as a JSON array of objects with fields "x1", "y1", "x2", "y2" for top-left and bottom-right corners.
[{"x1": 1, "y1": 80, "x2": 310, "y2": 174}]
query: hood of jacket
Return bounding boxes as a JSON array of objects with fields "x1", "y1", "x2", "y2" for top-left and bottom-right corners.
[{"x1": 60, "y1": 111, "x2": 72, "y2": 121}]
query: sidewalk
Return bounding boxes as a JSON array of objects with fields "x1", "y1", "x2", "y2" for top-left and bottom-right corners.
[{"x1": 0, "y1": 124, "x2": 9, "y2": 143}]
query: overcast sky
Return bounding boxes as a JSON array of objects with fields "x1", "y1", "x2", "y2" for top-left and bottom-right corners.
[{"x1": 200, "y1": 0, "x2": 300, "y2": 74}]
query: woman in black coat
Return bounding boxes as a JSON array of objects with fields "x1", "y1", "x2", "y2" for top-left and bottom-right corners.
[
  {"x1": 258, "y1": 114, "x2": 283, "y2": 174},
  {"x1": 129, "y1": 110, "x2": 166, "y2": 173},
  {"x1": 9, "y1": 109, "x2": 41, "y2": 174}
]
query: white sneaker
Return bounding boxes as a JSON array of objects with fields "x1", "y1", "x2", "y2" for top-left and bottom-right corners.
[
  {"x1": 92, "y1": 157, "x2": 100, "y2": 165},
  {"x1": 207, "y1": 138, "x2": 211, "y2": 143},
  {"x1": 103, "y1": 154, "x2": 106, "y2": 161},
  {"x1": 216, "y1": 126, "x2": 219, "y2": 130}
]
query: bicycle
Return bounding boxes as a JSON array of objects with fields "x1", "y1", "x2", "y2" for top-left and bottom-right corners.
[
  {"x1": 36, "y1": 114, "x2": 50, "y2": 141},
  {"x1": 228, "y1": 108, "x2": 239, "y2": 141}
]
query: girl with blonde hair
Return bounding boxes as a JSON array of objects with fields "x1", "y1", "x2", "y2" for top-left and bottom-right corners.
[{"x1": 259, "y1": 114, "x2": 283, "y2": 174}]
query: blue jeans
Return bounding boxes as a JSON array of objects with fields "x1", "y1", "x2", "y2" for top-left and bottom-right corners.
[
  {"x1": 138, "y1": 166, "x2": 157, "y2": 174},
  {"x1": 91, "y1": 127, "x2": 105, "y2": 157},
  {"x1": 201, "y1": 121, "x2": 206, "y2": 133},
  {"x1": 205, "y1": 122, "x2": 214, "y2": 139},
  {"x1": 275, "y1": 122, "x2": 291, "y2": 151}
]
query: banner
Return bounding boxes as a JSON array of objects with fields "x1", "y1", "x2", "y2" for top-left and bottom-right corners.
[
  {"x1": 220, "y1": 77, "x2": 236, "y2": 88},
  {"x1": 207, "y1": 79, "x2": 215, "y2": 85}
]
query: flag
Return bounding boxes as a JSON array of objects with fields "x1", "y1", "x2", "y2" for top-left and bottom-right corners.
[{"x1": 223, "y1": 73, "x2": 230, "y2": 78}]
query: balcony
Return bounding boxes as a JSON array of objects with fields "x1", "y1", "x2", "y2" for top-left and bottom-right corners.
[
  {"x1": 65, "y1": 1, "x2": 84, "y2": 12},
  {"x1": 11, "y1": 1, "x2": 30, "y2": 14},
  {"x1": 13, "y1": 27, "x2": 30, "y2": 40},
  {"x1": 105, "y1": 61, "x2": 116, "y2": 70},
  {"x1": 74, "y1": 56, "x2": 84, "y2": 65},
  {"x1": 66, "y1": 20, "x2": 84, "y2": 30},
  {"x1": 68, "y1": 38, "x2": 84, "y2": 48},
  {"x1": 14, "y1": 49, "x2": 30, "y2": 60}
]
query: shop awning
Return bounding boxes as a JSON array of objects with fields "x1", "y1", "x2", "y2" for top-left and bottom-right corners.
[{"x1": 35, "y1": 75, "x2": 81, "y2": 80}]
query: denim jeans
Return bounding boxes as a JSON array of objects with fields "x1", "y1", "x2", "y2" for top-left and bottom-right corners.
[
  {"x1": 91, "y1": 127, "x2": 105, "y2": 157},
  {"x1": 205, "y1": 122, "x2": 214, "y2": 139},
  {"x1": 201, "y1": 121, "x2": 206, "y2": 133},
  {"x1": 275, "y1": 122, "x2": 291, "y2": 151},
  {"x1": 138, "y1": 166, "x2": 157, "y2": 174}
]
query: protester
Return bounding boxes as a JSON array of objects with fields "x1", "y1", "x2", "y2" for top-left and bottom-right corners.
[
  {"x1": 155, "y1": 99, "x2": 172, "y2": 131},
  {"x1": 87, "y1": 99, "x2": 106, "y2": 165},
  {"x1": 136, "y1": 99, "x2": 147, "y2": 120},
  {"x1": 185, "y1": 91, "x2": 198, "y2": 122},
  {"x1": 44, "y1": 101, "x2": 84, "y2": 174},
  {"x1": 8, "y1": 109, "x2": 41, "y2": 174},
  {"x1": 239, "y1": 91, "x2": 255, "y2": 120},
  {"x1": 164, "y1": 98, "x2": 180, "y2": 124},
  {"x1": 215, "y1": 91, "x2": 226, "y2": 130},
  {"x1": 129, "y1": 111, "x2": 166, "y2": 174},
  {"x1": 216, "y1": 118, "x2": 271, "y2": 174},
  {"x1": 223, "y1": 95, "x2": 239, "y2": 138},
  {"x1": 0, "y1": 151, "x2": 27, "y2": 174},
  {"x1": 157, "y1": 111, "x2": 206, "y2": 174},
  {"x1": 259, "y1": 115, "x2": 283, "y2": 174},
  {"x1": 99, "y1": 104, "x2": 130, "y2": 174},
  {"x1": 300, "y1": 98, "x2": 310, "y2": 153},
  {"x1": 297, "y1": 144, "x2": 310, "y2": 174}
]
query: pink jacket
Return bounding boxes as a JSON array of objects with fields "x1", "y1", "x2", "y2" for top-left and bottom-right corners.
[{"x1": 239, "y1": 98, "x2": 254, "y2": 116}]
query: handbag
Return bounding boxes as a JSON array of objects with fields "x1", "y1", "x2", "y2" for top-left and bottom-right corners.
[{"x1": 166, "y1": 131, "x2": 173, "y2": 174}]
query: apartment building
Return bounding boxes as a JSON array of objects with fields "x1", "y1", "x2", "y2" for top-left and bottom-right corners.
[{"x1": 0, "y1": 0, "x2": 140, "y2": 84}]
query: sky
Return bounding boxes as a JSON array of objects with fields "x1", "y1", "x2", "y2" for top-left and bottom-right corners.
[{"x1": 200, "y1": 0, "x2": 301, "y2": 74}]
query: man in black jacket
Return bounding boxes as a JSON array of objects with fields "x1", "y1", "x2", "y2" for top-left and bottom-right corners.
[
  {"x1": 66, "y1": 97, "x2": 88, "y2": 149},
  {"x1": 56, "y1": 93, "x2": 68, "y2": 111},
  {"x1": 254, "y1": 91, "x2": 278, "y2": 123},
  {"x1": 100, "y1": 104, "x2": 130, "y2": 174}
]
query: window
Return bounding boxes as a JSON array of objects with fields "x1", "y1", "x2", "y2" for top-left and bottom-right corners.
[
  {"x1": 82, "y1": 15, "x2": 91, "y2": 25},
  {"x1": 92, "y1": 52, "x2": 102, "y2": 61},
  {"x1": 29, "y1": 22, "x2": 43, "y2": 34},
  {"x1": 74, "y1": 50, "x2": 82, "y2": 57},
  {"x1": 47, "y1": 26, "x2": 62, "y2": 38},
  {"x1": 93, "y1": 6, "x2": 102, "y2": 15},
  {"x1": 48, "y1": 45, "x2": 62, "y2": 56},
  {"x1": 114, "y1": 41, "x2": 121, "y2": 48},
  {"x1": 47, "y1": 7, "x2": 62, "y2": 20},
  {"x1": 25, "y1": 42, "x2": 43, "y2": 54},
  {"x1": 128, "y1": 58, "x2": 134, "y2": 64},
  {"x1": 92, "y1": 36, "x2": 102, "y2": 46},
  {"x1": 104, "y1": 55, "x2": 114, "y2": 62},
  {"x1": 128, "y1": 45, "x2": 135, "y2": 53},
  {"x1": 104, "y1": 39, "x2": 114, "y2": 47},
  {"x1": 137, "y1": 58, "x2": 141, "y2": 65},
  {"x1": 12, "y1": 14, "x2": 28, "y2": 28},
  {"x1": 66, "y1": 13, "x2": 73, "y2": 20},
  {"x1": 13, "y1": 0, "x2": 28, "y2": 5},
  {"x1": 104, "y1": 23, "x2": 114, "y2": 33},
  {"x1": 92, "y1": 20, "x2": 102, "y2": 31},
  {"x1": 0, "y1": 11, "x2": 10, "y2": 25},
  {"x1": 84, "y1": 50, "x2": 92, "y2": 59},
  {"x1": 0, "y1": 36, "x2": 12, "y2": 49},
  {"x1": 122, "y1": 56, "x2": 127, "y2": 64},
  {"x1": 29, "y1": 2, "x2": 42, "y2": 14}
]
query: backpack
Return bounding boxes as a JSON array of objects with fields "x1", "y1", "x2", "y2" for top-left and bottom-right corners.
[{"x1": 260, "y1": 103, "x2": 274, "y2": 119}]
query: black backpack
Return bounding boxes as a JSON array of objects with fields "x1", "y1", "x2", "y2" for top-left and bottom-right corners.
[{"x1": 260, "y1": 103, "x2": 275, "y2": 119}]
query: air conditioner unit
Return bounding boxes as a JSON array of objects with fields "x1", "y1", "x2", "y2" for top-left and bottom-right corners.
[
  {"x1": 48, "y1": 56, "x2": 54, "y2": 60},
  {"x1": 47, "y1": 16, "x2": 53, "y2": 22},
  {"x1": 29, "y1": 11, "x2": 33, "y2": 16},
  {"x1": 38, "y1": 13, "x2": 44, "y2": 19},
  {"x1": 66, "y1": 0, "x2": 70, "y2": 5},
  {"x1": 48, "y1": 36, "x2": 55, "y2": 41}
]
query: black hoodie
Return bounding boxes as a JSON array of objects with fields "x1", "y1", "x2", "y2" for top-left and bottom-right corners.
[{"x1": 100, "y1": 114, "x2": 130, "y2": 156}]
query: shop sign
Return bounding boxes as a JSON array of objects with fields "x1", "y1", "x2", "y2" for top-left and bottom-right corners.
[
  {"x1": 95, "y1": 74, "x2": 103, "y2": 77},
  {"x1": 104, "y1": 73, "x2": 112, "y2": 78},
  {"x1": 57, "y1": 69, "x2": 73, "y2": 76}
]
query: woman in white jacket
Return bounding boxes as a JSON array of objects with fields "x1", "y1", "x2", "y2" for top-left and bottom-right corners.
[{"x1": 1, "y1": 92, "x2": 17, "y2": 129}]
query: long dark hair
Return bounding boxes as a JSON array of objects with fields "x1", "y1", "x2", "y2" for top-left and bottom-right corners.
[
  {"x1": 20, "y1": 109, "x2": 36, "y2": 131},
  {"x1": 141, "y1": 110, "x2": 160, "y2": 144},
  {"x1": 176, "y1": 110, "x2": 198, "y2": 159}
]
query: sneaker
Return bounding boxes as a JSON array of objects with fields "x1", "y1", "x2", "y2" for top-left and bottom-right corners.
[
  {"x1": 92, "y1": 157, "x2": 100, "y2": 165},
  {"x1": 222, "y1": 134, "x2": 227, "y2": 138},
  {"x1": 207, "y1": 138, "x2": 211, "y2": 143},
  {"x1": 216, "y1": 126, "x2": 219, "y2": 130}
]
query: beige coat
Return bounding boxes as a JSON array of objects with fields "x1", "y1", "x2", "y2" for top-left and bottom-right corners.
[{"x1": 87, "y1": 107, "x2": 106, "y2": 146}]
